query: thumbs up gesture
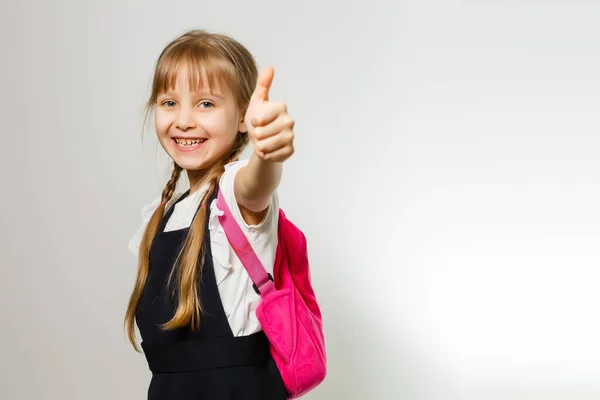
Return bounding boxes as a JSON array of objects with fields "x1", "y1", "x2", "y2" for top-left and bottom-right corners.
[{"x1": 244, "y1": 66, "x2": 295, "y2": 162}]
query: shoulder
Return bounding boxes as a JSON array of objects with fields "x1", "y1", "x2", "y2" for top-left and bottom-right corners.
[
  {"x1": 219, "y1": 159, "x2": 248, "y2": 186},
  {"x1": 127, "y1": 190, "x2": 186, "y2": 257}
]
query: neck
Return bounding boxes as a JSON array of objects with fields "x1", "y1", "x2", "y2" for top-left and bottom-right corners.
[{"x1": 186, "y1": 169, "x2": 209, "y2": 194}]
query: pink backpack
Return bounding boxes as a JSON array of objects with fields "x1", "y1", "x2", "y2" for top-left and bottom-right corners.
[{"x1": 217, "y1": 190, "x2": 327, "y2": 398}]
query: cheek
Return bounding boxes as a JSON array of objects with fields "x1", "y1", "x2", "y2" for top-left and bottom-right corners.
[
  {"x1": 155, "y1": 114, "x2": 170, "y2": 136},
  {"x1": 204, "y1": 112, "x2": 238, "y2": 137},
  {"x1": 154, "y1": 107, "x2": 176, "y2": 134}
]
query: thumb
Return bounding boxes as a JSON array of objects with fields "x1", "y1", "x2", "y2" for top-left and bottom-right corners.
[{"x1": 251, "y1": 66, "x2": 274, "y2": 103}]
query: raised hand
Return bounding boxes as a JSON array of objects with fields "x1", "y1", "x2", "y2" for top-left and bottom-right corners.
[{"x1": 245, "y1": 66, "x2": 295, "y2": 162}]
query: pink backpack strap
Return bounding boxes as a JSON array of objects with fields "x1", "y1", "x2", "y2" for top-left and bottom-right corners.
[{"x1": 216, "y1": 189, "x2": 275, "y2": 296}]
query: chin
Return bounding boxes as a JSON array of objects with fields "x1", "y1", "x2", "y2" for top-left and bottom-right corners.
[{"x1": 172, "y1": 156, "x2": 211, "y2": 171}]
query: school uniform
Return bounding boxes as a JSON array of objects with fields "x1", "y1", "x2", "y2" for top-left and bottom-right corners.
[{"x1": 128, "y1": 160, "x2": 287, "y2": 400}]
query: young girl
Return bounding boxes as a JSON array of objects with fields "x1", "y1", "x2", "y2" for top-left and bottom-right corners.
[{"x1": 125, "y1": 30, "x2": 296, "y2": 399}]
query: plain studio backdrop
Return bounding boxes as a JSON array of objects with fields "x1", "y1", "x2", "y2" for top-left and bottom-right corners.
[{"x1": 1, "y1": 0, "x2": 599, "y2": 399}]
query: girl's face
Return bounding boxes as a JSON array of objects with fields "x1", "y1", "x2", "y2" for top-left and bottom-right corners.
[{"x1": 155, "y1": 66, "x2": 246, "y2": 174}]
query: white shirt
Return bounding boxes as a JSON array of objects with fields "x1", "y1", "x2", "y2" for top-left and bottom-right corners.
[{"x1": 128, "y1": 159, "x2": 279, "y2": 337}]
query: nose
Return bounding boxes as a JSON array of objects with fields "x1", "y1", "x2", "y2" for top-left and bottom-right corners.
[{"x1": 175, "y1": 107, "x2": 196, "y2": 131}]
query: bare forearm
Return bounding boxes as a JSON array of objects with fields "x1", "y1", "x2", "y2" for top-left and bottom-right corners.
[{"x1": 234, "y1": 152, "x2": 282, "y2": 212}]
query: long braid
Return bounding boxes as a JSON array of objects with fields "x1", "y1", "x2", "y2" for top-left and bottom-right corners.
[
  {"x1": 161, "y1": 163, "x2": 183, "y2": 204},
  {"x1": 125, "y1": 162, "x2": 183, "y2": 351},
  {"x1": 162, "y1": 132, "x2": 248, "y2": 331}
]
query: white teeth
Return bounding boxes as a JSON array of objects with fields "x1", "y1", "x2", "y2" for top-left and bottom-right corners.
[{"x1": 175, "y1": 138, "x2": 205, "y2": 146}]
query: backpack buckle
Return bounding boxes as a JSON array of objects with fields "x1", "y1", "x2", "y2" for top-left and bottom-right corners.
[{"x1": 253, "y1": 273, "x2": 274, "y2": 295}]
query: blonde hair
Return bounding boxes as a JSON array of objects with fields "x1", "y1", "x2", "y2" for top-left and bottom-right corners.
[{"x1": 125, "y1": 30, "x2": 258, "y2": 351}]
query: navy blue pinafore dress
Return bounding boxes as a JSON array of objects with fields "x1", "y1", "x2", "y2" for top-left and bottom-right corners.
[{"x1": 135, "y1": 188, "x2": 287, "y2": 400}]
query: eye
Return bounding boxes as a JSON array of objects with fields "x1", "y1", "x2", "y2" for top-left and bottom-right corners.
[
  {"x1": 161, "y1": 100, "x2": 177, "y2": 107},
  {"x1": 199, "y1": 101, "x2": 214, "y2": 109}
]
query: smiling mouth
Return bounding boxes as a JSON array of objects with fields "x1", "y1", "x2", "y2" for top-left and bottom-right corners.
[{"x1": 173, "y1": 138, "x2": 207, "y2": 146}]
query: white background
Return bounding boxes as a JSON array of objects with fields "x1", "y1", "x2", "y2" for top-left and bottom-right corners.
[{"x1": 1, "y1": 0, "x2": 599, "y2": 399}]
